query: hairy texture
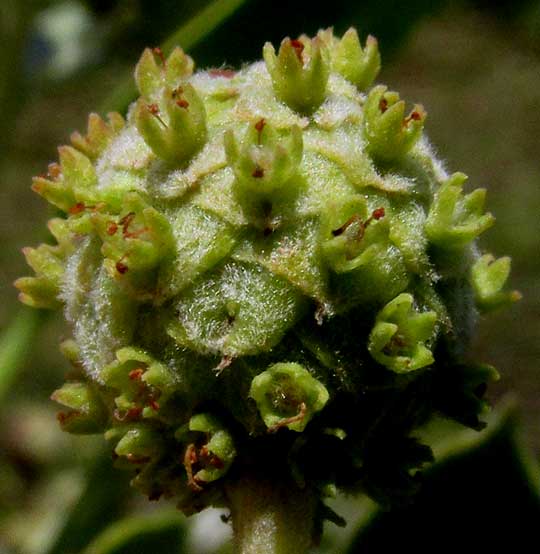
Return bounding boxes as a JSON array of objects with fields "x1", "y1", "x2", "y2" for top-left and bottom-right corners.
[{"x1": 17, "y1": 29, "x2": 518, "y2": 518}]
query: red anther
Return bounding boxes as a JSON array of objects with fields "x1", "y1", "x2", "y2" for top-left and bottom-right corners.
[
  {"x1": 290, "y1": 39, "x2": 305, "y2": 63},
  {"x1": 57, "y1": 411, "x2": 77, "y2": 425},
  {"x1": 184, "y1": 443, "x2": 204, "y2": 492},
  {"x1": 255, "y1": 118, "x2": 266, "y2": 133},
  {"x1": 208, "y1": 454, "x2": 224, "y2": 469},
  {"x1": 199, "y1": 445, "x2": 225, "y2": 469},
  {"x1": 252, "y1": 166, "x2": 265, "y2": 178},
  {"x1": 255, "y1": 118, "x2": 266, "y2": 145},
  {"x1": 119, "y1": 212, "x2": 135, "y2": 226},
  {"x1": 372, "y1": 207, "x2": 385, "y2": 220},
  {"x1": 188, "y1": 446, "x2": 198, "y2": 464},
  {"x1": 379, "y1": 97, "x2": 389, "y2": 113},
  {"x1": 404, "y1": 110, "x2": 422, "y2": 126},
  {"x1": 114, "y1": 406, "x2": 143, "y2": 421},
  {"x1": 149, "y1": 399, "x2": 160, "y2": 411},
  {"x1": 116, "y1": 261, "x2": 128, "y2": 274},
  {"x1": 69, "y1": 202, "x2": 85, "y2": 215},
  {"x1": 127, "y1": 406, "x2": 143, "y2": 419},
  {"x1": 267, "y1": 401, "x2": 307, "y2": 434},
  {"x1": 120, "y1": 212, "x2": 141, "y2": 238},
  {"x1": 208, "y1": 68, "x2": 236, "y2": 78},
  {"x1": 129, "y1": 368, "x2": 144, "y2": 381},
  {"x1": 331, "y1": 213, "x2": 362, "y2": 237},
  {"x1": 176, "y1": 99, "x2": 189, "y2": 109},
  {"x1": 106, "y1": 222, "x2": 118, "y2": 235},
  {"x1": 147, "y1": 103, "x2": 167, "y2": 127},
  {"x1": 215, "y1": 355, "x2": 233, "y2": 375},
  {"x1": 153, "y1": 47, "x2": 166, "y2": 66}
]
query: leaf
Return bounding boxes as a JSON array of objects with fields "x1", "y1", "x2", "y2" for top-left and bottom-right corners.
[
  {"x1": 85, "y1": 511, "x2": 186, "y2": 554},
  {"x1": 45, "y1": 451, "x2": 132, "y2": 554},
  {"x1": 344, "y1": 398, "x2": 540, "y2": 552},
  {"x1": 0, "y1": 307, "x2": 47, "y2": 401}
]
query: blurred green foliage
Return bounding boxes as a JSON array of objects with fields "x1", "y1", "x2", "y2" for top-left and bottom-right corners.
[{"x1": 1, "y1": 1, "x2": 539, "y2": 552}]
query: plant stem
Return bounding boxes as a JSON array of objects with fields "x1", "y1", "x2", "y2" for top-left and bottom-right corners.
[{"x1": 226, "y1": 472, "x2": 317, "y2": 554}]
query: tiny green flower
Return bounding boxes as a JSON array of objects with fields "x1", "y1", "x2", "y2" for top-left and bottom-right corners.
[
  {"x1": 368, "y1": 293, "x2": 437, "y2": 373},
  {"x1": 263, "y1": 34, "x2": 330, "y2": 114},
  {"x1": 322, "y1": 27, "x2": 381, "y2": 90},
  {"x1": 176, "y1": 413, "x2": 236, "y2": 489},
  {"x1": 363, "y1": 85, "x2": 426, "y2": 163},
  {"x1": 471, "y1": 254, "x2": 522, "y2": 312},
  {"x1": 250, "y1": 363, "x2": 329, "y2": 432},
  {"x1": 425, "y1": 172, "x2": 495, "y2": 248},
  {"x1": 51, "y1": 382, "x2": 108, "y2": 434}
]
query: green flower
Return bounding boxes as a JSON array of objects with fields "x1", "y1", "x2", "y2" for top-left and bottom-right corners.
[
  {"x1": 368, "y1": 293, "x2": 437, "y2": 373},
  {"x1": 250, "y1": 363, "x2": 329, "y2": 432},
  {"x1": 471, "y1": 254, "x2": 522, "y2": 312},
  {"x1": 425, "y1": 172, "x2": 494, "y2": 248}
]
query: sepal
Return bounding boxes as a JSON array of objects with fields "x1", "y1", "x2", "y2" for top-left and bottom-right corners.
[
  {"x1": 109, "y1": 424, "x2": 164, "y2": 464},
  {"x1": 325, "y1": 28, "x2": 381, "y2": 90},
  {"x1": 101, "y1": 347, "x2": 176, "y2": 420},
  {"x1": 363, "y1": 85, "x2": 426, "y2": 163},
  {"x1": 70, "y1": 112, "x2": 125, "y2": 160},
  {"x1": 135, "y1": 47, "x2": 194, "y2": 98},
  {"x1": 368, "y1": 293, "x2": 437, "y2": 373},
  {"x1": 425, "y1": 173, "x2": 495, "y2": 248},
  {"x1": 471, "y1": 254, "x2": 521, "y2": 312},
  {"x1": 263, "y1": 35, "x2": 330, "y2": 114},
  {"x1": 249, "y1": 362, "x2": 329, "y2": 432},
  {"x1": 31, "y1": 146, "x2": 98, "y2": 212},
  {"x1": 134, "y1": 83, "x2": 207, "y2": 165},
  {"x1": 15, "y1": 243, "x2": 65, "y2": 309},
  {"x1": 51, "y1": 381, "x2": 108, "y2": 434}
]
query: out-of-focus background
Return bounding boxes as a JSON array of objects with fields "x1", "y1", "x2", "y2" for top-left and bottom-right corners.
[{"x1": 1, "y1": 1, "x2": 539, "y2": 553}]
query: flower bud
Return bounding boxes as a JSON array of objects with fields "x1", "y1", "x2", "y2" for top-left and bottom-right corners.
[
  {"x1": 425, "y1": 172, "x2": 494, "y2": 249},
  {"x1": 363, "y1": 85, "x2": 426, "y2": 163},
  {"x1": 368, "y1": 293, "x2": 437, "y2": 373},
  {"x1": 250, "y1": 363, "x2": 329, "y2": 432},
  {"x1": 263, "y1": 35, "x2": 330, "y2": 114},
  {"x1": 471, "y1": 254, "x2": 522, "y2": 312}
]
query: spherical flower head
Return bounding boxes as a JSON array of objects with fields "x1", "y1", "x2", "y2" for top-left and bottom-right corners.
[{"x1": 17, "y1": 28, "x2": 517, "y2": 525}]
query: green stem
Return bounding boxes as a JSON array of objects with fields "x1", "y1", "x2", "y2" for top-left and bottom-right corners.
[{"x1": 226, "y1": 473, "x2": 317, "y2": 554}]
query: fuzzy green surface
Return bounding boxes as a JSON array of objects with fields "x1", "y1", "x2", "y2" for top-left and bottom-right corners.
[{"x1": 17, "y1": 29, "x2": 516, "y2": 517}]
